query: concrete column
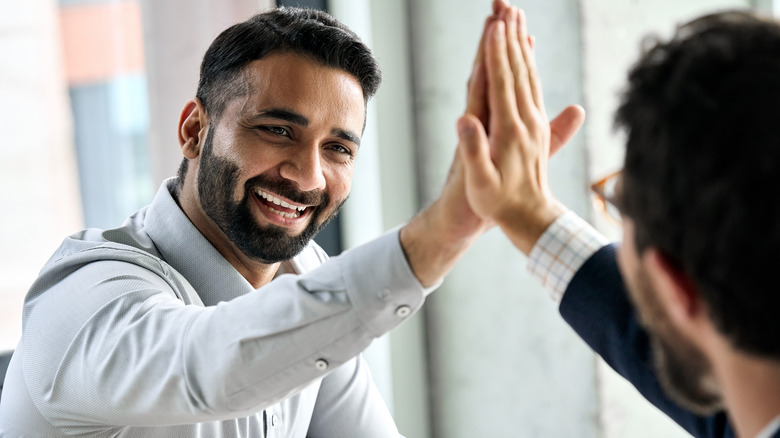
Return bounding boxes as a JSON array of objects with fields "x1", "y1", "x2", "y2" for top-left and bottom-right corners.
[
  {"x1": 368, "y1": 0, "x2": 432, "y2": 435},
  {"x1": 329, "y1": 0, "x2": 399, "y2": 415},
  {"x1": 408, "y1": 1, "x2": 598, "y2": 437},
  {"x1": 0, "y1": 0, "x2": 83, "y2": 350},
  {"x1": 332, "y1": 1, "x2": 437, "y2": 435},
  {"x1": 139, "y1": 0, "x2": 273, "y2": 185}
]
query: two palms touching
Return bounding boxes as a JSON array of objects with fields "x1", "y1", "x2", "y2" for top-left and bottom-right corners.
[{"x1": 440, "y1": 0, "x2": 585, "y2": 254}]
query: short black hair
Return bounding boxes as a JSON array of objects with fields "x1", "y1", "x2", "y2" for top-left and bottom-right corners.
[
  {"x1": 197, "y1": 7, "x2": 381, "y2": 119},
  {"x1": 616, "y1": 10, "x2": 780, "y2": 358},
  {"x1": 177, "y1": 7, "x2": 382, "y2": 184}
]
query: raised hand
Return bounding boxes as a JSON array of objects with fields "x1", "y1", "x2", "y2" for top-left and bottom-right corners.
[
  {"x1": 457, "y1": 7, "x2": 573, "y2": 255},
  {"x1": 397, "y1": 4, "x2": 584, "y2": 286},
  {"x1": 396, "y1": 8, "x2": 508, "y2": 287},
  {"x1": 472, "y1": 2, "x2": 585, "y2": 156}
]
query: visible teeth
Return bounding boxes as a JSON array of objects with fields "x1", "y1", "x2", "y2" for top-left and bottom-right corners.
[
  {"x1": 268, "y1": 206, "x2": 301, "y2": 219},
  {"x1": 257, "y1": 190, "x2": 307, "y2": 212},
  {"x1": 279, "y1": 199, "x2": 291, "y2": 208}
]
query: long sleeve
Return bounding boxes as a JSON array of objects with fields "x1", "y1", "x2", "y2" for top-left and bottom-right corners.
[
  {"x1": 559, "y1": 244, "x2": 734, "y2": 438},
  {"x1": 18, "y1": 229, "x2": 424, "y2": 431},
  {"x1": 306, "y1": 354, "x2": 399, "y2": 437},
  {"x1": 526, "y1": 212, "x2": 736, "y2": 438}
]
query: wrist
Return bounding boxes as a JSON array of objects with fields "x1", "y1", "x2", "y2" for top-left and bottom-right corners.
[
  {"x1": 496, "y1": 199, "x2": 566, "y2": 255},
  {"x1": 400, "y1": 202, "x2": 480, "y2": 287}
]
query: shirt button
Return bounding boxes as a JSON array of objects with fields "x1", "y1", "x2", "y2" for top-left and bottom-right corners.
[
  {"x1": 315, "y1": 359, "x2": 329, "y2": 371},
  {"x1": 395, "y1": 305, "x2": 411, "y2": 318},
  {"x1": 271, "y1": 414, "x2": 279, "y2": 427}
]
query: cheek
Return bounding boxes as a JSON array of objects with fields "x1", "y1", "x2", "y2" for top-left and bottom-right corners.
[
  {"x1": 617, "y1": 223, "x2": 637, "y2": 275},
  {"x1": 617, "y1": 244, "x2": 632, "y2": 284},
  {"x1": 325, "y1": 165, "x2": 354, "y2": 202},
  {"x1": 616, "y1": 237, "x2": 643, "y2": 311},
  {"x1": 235, "y1": 149, "x2": 285, "y2": 184}
]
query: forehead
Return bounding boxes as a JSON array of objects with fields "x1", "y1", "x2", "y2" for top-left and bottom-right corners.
[{"x1": 226, "y1": 52, "x2": 366, "y2": 132}]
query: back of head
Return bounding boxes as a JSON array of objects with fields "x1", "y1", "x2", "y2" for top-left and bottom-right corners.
[
  {"x1": 616, "y1": 10, "x2": 780, "y2": 358},
  {"x1": 196, "y1": 7, "x2": 381, "y2": 120}
]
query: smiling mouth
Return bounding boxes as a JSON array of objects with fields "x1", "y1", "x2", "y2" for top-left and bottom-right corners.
[{"x1": 254, "y1": 188, "x2": 311, "y2": 219}]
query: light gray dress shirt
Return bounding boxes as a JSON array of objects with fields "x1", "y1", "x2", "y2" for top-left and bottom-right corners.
[{"x1": 0, "y1": 178, "x2": 429, "y2": 437}]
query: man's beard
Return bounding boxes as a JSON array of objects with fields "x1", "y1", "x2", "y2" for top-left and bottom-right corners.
[
  {"x1": 628, "y1": 264, "x2": 725, "y2": 416},
  {"x1": 650, "y1": 330, "x2": 723, "y2": 415},
  {"x1": 196, "y1": 128, "x2": 344, "y2": 263}
]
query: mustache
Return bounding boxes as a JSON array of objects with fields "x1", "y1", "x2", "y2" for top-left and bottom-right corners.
[{"x1": 245, "y1": 173, "x2": 328, "y2": 206}]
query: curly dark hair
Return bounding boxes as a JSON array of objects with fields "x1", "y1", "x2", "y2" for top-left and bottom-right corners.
[{"x1": 616, "y1": 10, "x2": 780, "y2": 358}]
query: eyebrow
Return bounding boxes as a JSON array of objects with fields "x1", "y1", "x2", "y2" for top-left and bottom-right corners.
[
  {"x1": 253, "y1": 107, "x2": 361, "y2": 147},
  {"x1": 254, "y1": 108, "x2": 309, "y2": 127},
  {"x1": 333, "y1": 128, "x2": 361, "y2": 147}
]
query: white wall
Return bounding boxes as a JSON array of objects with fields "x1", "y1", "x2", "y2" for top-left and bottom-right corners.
[
  {"x1": 0, "y1": 0, "x2": 82, "y2": 352},
  {"x1": 140, "y1": 0, "x2": 273, "y2": 186}
]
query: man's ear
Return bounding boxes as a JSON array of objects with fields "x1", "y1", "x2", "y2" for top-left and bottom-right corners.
[
  {"x1": 642, "y1": 248, "x2": 703, "y2": 327},
  {"x1": 178, "y1": 98, "x2": 207, "y2": 159}
]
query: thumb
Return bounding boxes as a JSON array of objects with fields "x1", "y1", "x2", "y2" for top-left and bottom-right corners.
[
  {"x1": 457, "y1": 114, "x2": 496, "y2": 193},
  {"x1": 549, "y1": 104, "x2": 585, "y2": 156}
]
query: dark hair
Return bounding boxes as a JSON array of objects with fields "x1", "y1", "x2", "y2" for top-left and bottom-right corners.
[
  {"x1": 615, "y1": 10, "x2": 780, "y2": 358},
  {"x1": 198, "y1": 6, "x2": 380, "y2": 117},
  {"x1": 177, "y1": 7, "x2": 382, "y2": 184}
]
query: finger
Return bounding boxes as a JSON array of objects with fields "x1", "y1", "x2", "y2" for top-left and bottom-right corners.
[
  {"x1": 485, "y1": 20, "x2": 520, "y2": 136},
  {"x1": 466, "y1": 62, "x2": 489, "y2": 128},
  {"x1": 549, "y1": 105, "x2": 586, "y2": 156},
  {"x1": 517, "y1": 10, "x2": 546, "y2": 116},
  {"x1": 466, "y1": 16, "x2": 497, "y2": 125},
  {"x1": 470, "y1": 16, "x2": 497, "y2": 79},
  {"x1": 505, "y1": 7, "x2": 536, "y2": 123},
  {"x1": 457, "y1": 114, "x2": 498, "y2": 198},
  {"x1": 493, "y1": 0, "x2": 510, "y2": 15}
]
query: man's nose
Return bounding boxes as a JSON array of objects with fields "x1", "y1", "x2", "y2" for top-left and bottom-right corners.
[{"x1": 278, "y1": 143, "x2": 327, "y2": 192}]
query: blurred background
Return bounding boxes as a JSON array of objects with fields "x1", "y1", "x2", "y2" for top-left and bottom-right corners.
[{"x1": 0, "y1": 0, "x2": 773, "y2": 436}]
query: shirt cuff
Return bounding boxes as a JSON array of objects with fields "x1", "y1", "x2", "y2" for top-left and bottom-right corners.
[
  {"x1": 338, "y1": 227, "x2": 431, "y2": 338},
  {"x1": 527, "y1": 210, "x2": 610, "y2": 303}
]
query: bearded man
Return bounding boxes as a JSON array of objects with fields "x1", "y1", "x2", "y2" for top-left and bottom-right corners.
[{"x1": 0, "y1": 7, "x2": 517, "y2": 437}]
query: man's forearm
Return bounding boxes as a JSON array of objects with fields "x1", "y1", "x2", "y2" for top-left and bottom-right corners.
[{"x1": 399, "y1": 199, "x2": 481, "y2": 288}]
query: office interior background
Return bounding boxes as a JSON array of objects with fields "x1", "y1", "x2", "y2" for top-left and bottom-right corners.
[{"x1": 1, "y1": 0, "x2": 774, "y2": 436}]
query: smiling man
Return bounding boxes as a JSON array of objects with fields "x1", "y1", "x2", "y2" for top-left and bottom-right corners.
[
  {"x1": 0, "y1": 7, "x2": 496, "y2": 437},
  {"x1": 178, "y1": 50, "x2": 366, "y2": 286}
]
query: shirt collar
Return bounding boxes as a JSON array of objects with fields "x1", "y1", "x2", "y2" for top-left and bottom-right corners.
[
  {"x1": 755, "y1": 415, "x2": 780, "y2": 438},
  {"x1": 142, "y1": 178, "x2": 255, "y2": 306},
  {"x1": 143, "y1": 178, "x2": 327, "y2": 305}
]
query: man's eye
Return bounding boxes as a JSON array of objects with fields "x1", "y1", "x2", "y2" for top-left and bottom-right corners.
[
  {"x1": 261, "y1": 126, "x2": 290, "y2": 137},
  {"x1": 328, "y1": 144, "x2": 352, "y2": 156}
]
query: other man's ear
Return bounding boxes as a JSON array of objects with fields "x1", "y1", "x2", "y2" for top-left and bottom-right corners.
[
  {"x1": 178, "y1": 98, "x2": 208, "y2": 159},
  {"x1": 642, "y1": 248, "x2": 704, "y2": 329}
]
